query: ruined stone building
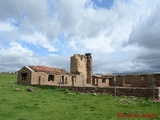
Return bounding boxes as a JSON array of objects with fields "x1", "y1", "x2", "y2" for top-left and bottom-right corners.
[
  {"x1": 17, "y1": 65, "x2": 88, "y2": 87},
  {"x1": 17, "y1": 66, "x2": 68, "y2": 86},
  {"x1": 18, "y1": 53, "x2": 110, "y2": 87},
  {"x1": 17, "y1": 53, "x2": 160, "y2": 99}
]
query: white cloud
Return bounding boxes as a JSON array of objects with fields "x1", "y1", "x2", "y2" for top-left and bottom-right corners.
[
  {"x1": 0, "y1": 22, "x2": 16, "y2": 32},
  {"x1": 125, "y1": 0, "x2": 160, "y2": 73},
  {"x1": 68, "y1": 31, "x2": 114, "y2": 53},
  {"x1": 8, "y1": 42, "x2": 33, "y2": 56},
  {"x1": 0, "y1": 42, "x2": 35, "y2": 72},
  {"x1": 0, "y1": 41, "x2": 68, "y2": 72},
  {"x1": 0, "y1": 0, "x2": 160, "y2": 73},
  {"x1": 20, "y1": 32, "x2": 57, "y2": 52}
]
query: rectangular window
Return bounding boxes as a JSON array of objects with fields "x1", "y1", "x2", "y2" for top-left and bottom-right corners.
[
  {"x1": 102, "y1": 78, "x2": 106, "y2": 83},
  {"x1": 21, "y1": 73, "x2": 27, "y2": 81},
  {"x1": 48, "y1": 75, "x2": 54, "y2": 81}
]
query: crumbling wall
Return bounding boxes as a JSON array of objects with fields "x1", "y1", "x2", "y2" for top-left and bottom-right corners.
[
  {"x1": 31, "y1": 72, "x2": 68, "y2": 86},
  {"x1": 130, "y1": 74, "x2": 160, "y2": 87},
  {"x1": 31, "y1": 72, "x2": 47, "y2": 85},
  {"x1": 98, "y1": 78, "x2": 109, "y2": 87},
  {"x1": 70, "y1": 54, "x2": 87, "y2": 78},
  {"x1": 152, "y1": 74, "x2": 160, "y2": 87},
  {"x1": 72, "y1": 75, "x2": 84, "y2": 87},
  {"x1": 85, "y1": 53, "x2": 92, "y2": 84},
  {"x1": 109, "y1": 76, "x2": 125, "y2": 86},
  {"x1": 62, "y1": 86, "x2": 160, "y2": 99},
  {"x1": 17, "y1": 67, "x2": 32, "y2": 85},
  {"x1": 70, "y1": 53, "x2": 92, "y2": 84},
  {"x1": 109, "y1": 74, "x2": 160, "y2": 87},
  {"x1": 45, "y1": 74, "x2": 85, "y2": 87},
  {"x1": 116, "y1": 76, "x2": 125, "y2": 86}
]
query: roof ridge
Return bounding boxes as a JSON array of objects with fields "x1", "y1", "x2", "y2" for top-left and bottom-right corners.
[{"x1": 28, "y1": 65, "x2": 68, "y2": 74}]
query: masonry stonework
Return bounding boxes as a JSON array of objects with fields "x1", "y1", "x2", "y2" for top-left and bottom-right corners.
[
  {"x1": 17, "y1": 53, "x2": 160, "y2": 100},
  {"x1": 70, "y1": 53, "x2": 92, "y2": 84}
]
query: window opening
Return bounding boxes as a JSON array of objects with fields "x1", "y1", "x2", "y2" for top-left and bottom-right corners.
[
  {"x1": 102, "y1": 78, "x2": 106, "y2": 83},
  {"x1": 21, "y1": 73, "x2": 27, "y2": 81},
  {"x1": 48, "y1": 75, "x2": 54, "y2": 81},
  {"x1": 62, "y1": 76, "x2": 64, "y2": 84}
]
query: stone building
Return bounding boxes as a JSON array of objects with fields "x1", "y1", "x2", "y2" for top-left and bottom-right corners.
[
  {"x1": 18, "y1": 65, "x2": 87, "y2": 87},
  {"x1": 18, "y1": 54, "x2": 160, "y2": 88},
  {"x1": 17, "y1": 66, "x2": 68, "y2": 85},
  {"x1": 17, "y1": 53, "x2": 160, "y2": 99},
  {"x1": 18, "y1": 53, "x2": 110, "y2": 87},
  {"x1": 109, "y1": 74, "x2": 160, "y2": 87},
  {"x1": 70, "y1": 53, "x2": 92, "y2": 84}
]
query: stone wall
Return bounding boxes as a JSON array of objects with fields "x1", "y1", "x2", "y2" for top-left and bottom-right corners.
[
  {"x1": 109, "y1": 76, "x2": 124, "y2": 86},
  {"x1": 18, "y1": 66, "x2": 160, "y2": 99},
  {"x1": 17, "y1": 66, "x2": 32, "y2": 85},
  {"x1": 109, "y1": 74, "x2": 160, "y2": 87},
  {"x1": 31, "y1": 72, "x2": 47, "y2": 85},
  {"x1": 62, "y1": 86, "x2": 160, "y2": 99},
  {"x1": 30, "y1": 72, "x2": 85, "y2": 87},
  {"x1": 70, "y1": 54, "x2": 87, "y2": 76},
  {"x1": 92, "y1": 76, "x2": 110, "y2": 87},
  {"x1": 85, "y1": 53, "x2": 92, "y2": 84},
  {"x1": 154, "y1": 74, "x2": 160, "y2": 86},
  {"x1": 98, "y1": 78, "x2": 110, "y2": 87}
]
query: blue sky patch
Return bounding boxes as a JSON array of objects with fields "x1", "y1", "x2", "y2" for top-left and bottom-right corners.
[
  {"x1": 53, "y1": 34, "x2": 73, "y2": 56},
  {"x1": 92, "y1": 0, "x2": 114, "y2": 9},
  {"x1": 16, "y1": 40, "x2": 50, "y2": 56}
]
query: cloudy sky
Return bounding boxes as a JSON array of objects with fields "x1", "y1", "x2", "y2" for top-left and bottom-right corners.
[{"x1": 0, "y1": 0, "x2": 160, "y2": 74}]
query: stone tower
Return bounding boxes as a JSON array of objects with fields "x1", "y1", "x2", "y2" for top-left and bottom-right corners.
[{"x1": 70, "y1": 53, "x2": 92, "y2": 84}]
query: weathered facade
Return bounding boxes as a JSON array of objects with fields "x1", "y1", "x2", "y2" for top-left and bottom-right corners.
[
  {"x1": 92, "y1": 74, "x2": 112, "y2": 87},
  {"x1": 18, "y1": 66, "x2": 90, "y2": 87},
  {"x1": 70, "y1": 53, "x2": 92, "y2": 84},
  {"x1": 17, "y1": 53, "x2": 160, "y2": 99},
  {"x1": 109, "y1": 74, "x2": 160, "y2": 87},
  {"x1": 18, "y1": 66, "x2": 68, "y2": 86}
]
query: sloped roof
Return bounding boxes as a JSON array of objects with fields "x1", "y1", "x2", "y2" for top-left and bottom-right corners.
[{"x1": 28, "y1": 66, "x2": 68, "y2": 75}]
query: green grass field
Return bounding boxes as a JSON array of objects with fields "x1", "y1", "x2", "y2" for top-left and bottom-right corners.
[{"x1": 0, "y1": 74, "x2": 160, "y2": 120}]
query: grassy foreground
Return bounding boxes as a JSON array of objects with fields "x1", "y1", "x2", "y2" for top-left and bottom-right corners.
[{"x1": 0, "y1": 74, "x2": 160, "y2": 120}]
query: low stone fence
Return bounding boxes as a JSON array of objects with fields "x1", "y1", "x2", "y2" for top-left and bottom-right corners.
[{"x1": 61, "y1": 86, "x2": 160, "y2": 99}]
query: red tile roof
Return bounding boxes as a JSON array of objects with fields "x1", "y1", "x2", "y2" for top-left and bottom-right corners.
[{"x1": 28, "y1": 66, "x2": 68, "y2": 75}]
